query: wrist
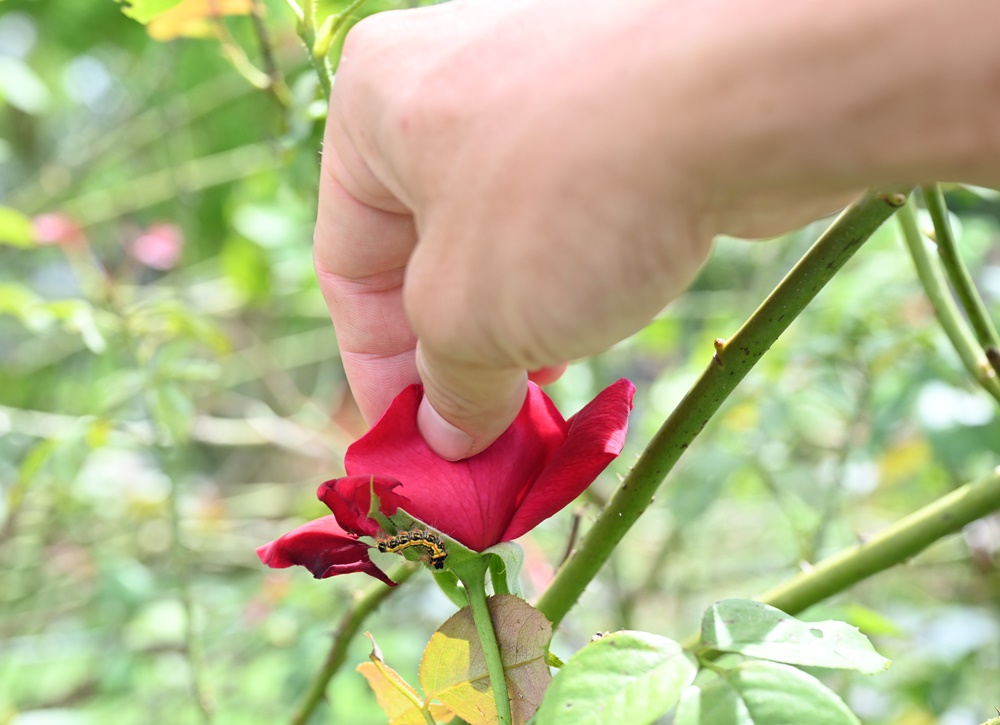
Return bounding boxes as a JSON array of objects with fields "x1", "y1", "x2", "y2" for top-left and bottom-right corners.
[{"x1": 644, "y1": 0, "x2": 1000, "y2": 235}]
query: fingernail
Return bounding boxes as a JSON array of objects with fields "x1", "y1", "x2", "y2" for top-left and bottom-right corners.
[{"x1": 417, "y1": 395, "x2": 474, "y2": 461}]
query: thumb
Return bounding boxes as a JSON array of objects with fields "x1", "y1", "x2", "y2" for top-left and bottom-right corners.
[{"x1": 415, "y1": 344, "x2": 528, "y2": 461}]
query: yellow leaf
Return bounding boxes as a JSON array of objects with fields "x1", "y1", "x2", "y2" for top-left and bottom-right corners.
[{"x1": 147, "y1": 0, "x2": 253, "y2": 41}]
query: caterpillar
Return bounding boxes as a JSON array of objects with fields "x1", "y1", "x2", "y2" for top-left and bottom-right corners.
[{"x1": 376, "y1": 529, "x2": 448, "y2": 570}]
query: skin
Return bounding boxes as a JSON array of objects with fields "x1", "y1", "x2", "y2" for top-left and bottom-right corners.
[{"x1": 314, "y1": 0, "x2": 1000, "y2": 460}]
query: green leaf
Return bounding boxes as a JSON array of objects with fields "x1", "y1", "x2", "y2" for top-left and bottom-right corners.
[
  {"x1": 421, "y1": 595, "x2": 551, "y2": 725},
  {"x1": 118, "y1": 0, "x2": 185, "y2": 23},
  {"x1": 674, "y1": 661, "x2": 860, "y2": 725},
  {"x1": 0, "y1": 206, "x2": 35, "y2": 247},
  {"x1": 699, "y1": 599, "x2": 891, "y2": 675},
  {"x1": 534, "y1": 631, "x2": 696, "y2": 725},
  {"x1": 483, "y1": 541, "x2": 525, "y2": 598}
]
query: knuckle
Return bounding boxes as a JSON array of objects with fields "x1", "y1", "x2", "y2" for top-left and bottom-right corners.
[{"x1": 340, "y1": 13, "x2": 389, "y2": 62}]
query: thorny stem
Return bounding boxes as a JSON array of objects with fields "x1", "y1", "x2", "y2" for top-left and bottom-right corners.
[
  {"x1": 300, "y1": 0, "x2": 332, "y2": 100},
  {"x1": 298, "y1": 0, "x2": 370, "y2": 101},
  {"x1": 921, "y1": 184, "x2": 1000, "y2": 377},
  {"x1": 756, "y1": 467, "x2": 1000, "y2": 616},
  {"x1": 290, "y1": 564, "x2": 418, "y2": 725},
  {"x1": 683, "y1": 467, "x2": 1000, "y2": 651},
  {"x1": 896, "y1": 198, "x2": 1000, "y2": 404},
  {"x1": 536, "y1": 187, "x2": 912, "y2": 628}
]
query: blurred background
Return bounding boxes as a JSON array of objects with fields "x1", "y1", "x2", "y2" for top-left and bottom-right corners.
[{"x1": 1, "y1": 2, "x2": 999, "y2": 724}]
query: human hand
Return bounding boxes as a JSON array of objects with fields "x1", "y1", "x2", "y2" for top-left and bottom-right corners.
[
  {"x1": 314, "y1": 0, "x2": 727, "y2": 460},
  {"x1": 314, "y1": 0, "x2": 1000, "y2": 460}
]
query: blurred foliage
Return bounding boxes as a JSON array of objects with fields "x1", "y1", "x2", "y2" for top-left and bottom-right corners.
[{"x1": 1, "y1": 2, "x2": 999, "y2": 725}]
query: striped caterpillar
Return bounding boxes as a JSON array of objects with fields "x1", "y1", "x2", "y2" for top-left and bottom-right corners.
[{"x1": 376, "y1": 529, "x2": 448, "y2": 570}]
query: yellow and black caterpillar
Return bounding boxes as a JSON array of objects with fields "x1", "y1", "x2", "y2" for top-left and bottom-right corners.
[{"x1": 376, "y1": 529, "x2": 448, "y2": 570}]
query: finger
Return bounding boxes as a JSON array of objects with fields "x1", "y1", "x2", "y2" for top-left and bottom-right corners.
[
  {"x1": 314, "y1": 124, "x2": 420, "y2": 425},
  {"x1": 528, "y1": 363, "x2": 568, "y2": 387},
  {"x1": 416, "y1": 344, "x2": 528, "y2": 461}
]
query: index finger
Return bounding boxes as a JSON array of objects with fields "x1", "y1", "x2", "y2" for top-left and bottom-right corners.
[{"x1": 314, "y1": 115, "x2": 420, "y2": 425}]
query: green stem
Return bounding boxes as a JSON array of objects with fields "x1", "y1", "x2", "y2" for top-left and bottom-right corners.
[
  {"x1": 461, "y1": 560, "x2": 512, "y2": 725},
  {"x1": 300, "y1": 0, "x2": 370, "y2": 101},
  {"x1": 320, "y1": 0, "x2": 370, "y2": 56},
  {"x1": 756, "y1": 467, "x2": 1000, "y2": 616},
  {"x1": 921, "y1": 184, "x2": 1000, "y2": 377},
  {"x1": 300, "y1": 0, "x2": 332, "y2": 100},
  {"x1": 290, "y1": 564, "x2": 418, "y2": 725},
  {"x1": 248, "y1": 0, "x2": 294, "y2": 107},
  {"x1": 897, "y1": 198, "x2": 1000, "y2": 404},
  {"x1": 536, "y1": 187, "x2": 912, "y2": 628}
]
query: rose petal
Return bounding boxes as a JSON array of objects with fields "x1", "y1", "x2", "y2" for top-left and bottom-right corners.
[
  {"x1": 344, "y1": 383, "x2": 569, "y2": 550},
  {"x1": 256, "y1": 515, "x2": 394, "y2": 586},
  {"x1": 317, "y1": 475, "x2": 412, "y2": 537},
  {"x1": 501, "y1": 379, "x2": 635, "y2": 541}
]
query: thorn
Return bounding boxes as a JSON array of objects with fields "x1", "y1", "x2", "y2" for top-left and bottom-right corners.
[
  {"x1": 877, "y1": 191, "x2": 908, "y2": 207},
  {"x1": 713, "y1": 338, "x2": 726, "y2": 367}
]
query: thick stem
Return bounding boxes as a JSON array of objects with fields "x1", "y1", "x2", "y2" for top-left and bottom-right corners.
[
  {"x1": 462, "y1": 561, "x2": 513, "y2": 725},
  {"x1": 303, "y1": 0, "x2": 370, "y2": 100},
  {"x1": 756, "y1": 467, "x2": 1000, "y2": 615},
  {"x1": 921, "y1": 184, "x2": 1000, "y2": 377},
  {"x1": 536, "y1": 187, "x2": 911, "y2": 627},
  {"x1": 290, "y1": 564, "x2": 418, "y2": 725},
  {"x1": 897, "y1": 199, "x2": 1000, "y2": 403}
]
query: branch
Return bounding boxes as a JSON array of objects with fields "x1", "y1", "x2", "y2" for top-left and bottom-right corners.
[
  {"x1": 297, "y1": 0, "x2": 332, "y2": 100},
  {"x1": 756, "y1": 467, "x2": 1000, "y2": 615},
  {"x1": 249, "y1": 0, "x2": 293, "y2": 107},
  {"x1": 921, "y1": 184, "x2": 1000, "y2": 377},
  {"x1": 290, "y1": 564, "x2": 418, "y2": 725},
  {"x1": 896, "y1": 198, "x2": 1000, "y2": 404},
  {"x1": 536, "y1": 187, "x2": 912, "y2": 628}
]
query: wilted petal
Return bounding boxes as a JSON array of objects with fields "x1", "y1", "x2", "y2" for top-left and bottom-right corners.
[
  {"x1": 501, "y1": 379, "x2": 635, "y2": 541},
  {"x1": 256, "y1": 515, "x2": 394, "y2": 586}
]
